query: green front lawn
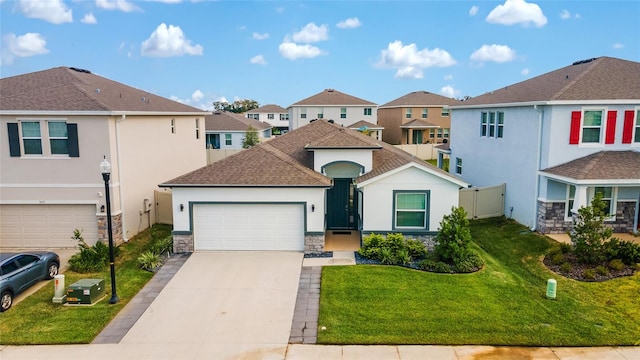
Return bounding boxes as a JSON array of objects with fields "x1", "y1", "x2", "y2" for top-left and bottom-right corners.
[
  {"x1": 0, "y1": 225, "x2": 171, "y2": 345},
  {"x1": 318, "y1": 218, "x2": 640, "y2": 346}
]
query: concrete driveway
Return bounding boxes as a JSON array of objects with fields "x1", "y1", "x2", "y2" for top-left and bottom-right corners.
[{"x1": 119, "y1": 251, "x2": 303, "y2": 359}]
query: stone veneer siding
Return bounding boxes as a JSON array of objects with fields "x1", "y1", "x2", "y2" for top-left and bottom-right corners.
[
  {"x1": 537, "y1": 200, "x2": 636, "y2": 234},
  {"x1": 304, "y1": 234, "x2": 325, "y2": 253},
  {"x1": 97, "y1": 213, "x2": 124, "y2": 245},
  {"x1": 361, "y1": 232, "x2": 437, "y2": 251},
  {"x1": 173, "y1": 233, "x2": 194, "y2": 253}
]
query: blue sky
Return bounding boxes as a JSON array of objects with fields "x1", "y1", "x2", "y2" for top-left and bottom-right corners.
[{"x1": 1, "y1": 0, "x2": 639, "y2": 110}]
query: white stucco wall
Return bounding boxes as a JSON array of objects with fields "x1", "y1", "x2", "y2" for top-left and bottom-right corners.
[
  {"x1": 312, "y1": 149, "x2": 373, "y2": 174},
  {"x1": 288, "y1": 105, "x2": 377, "y2": 130},
  {"x1": 358, "y1": 166, "x2": 462, "y2": 233},
  {"x1": 171, "y1": 187, "x2": 326, "y2": 234}
]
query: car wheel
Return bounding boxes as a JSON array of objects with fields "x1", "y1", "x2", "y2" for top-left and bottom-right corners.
[
  {"x1": 47, "y1": 262, "x2": 59, "y2": 279},
  {"x1": 1, "y1": 291, "x2": 12, "y2": 312}
]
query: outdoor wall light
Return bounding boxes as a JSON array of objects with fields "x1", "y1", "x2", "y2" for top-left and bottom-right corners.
[
  {"x1": 311, "y1": 204, "x2": 315, "y2": 212},
  {"x1": 180, "y1": 204, "x2": 184, "y2": 212},
  {"x1": 100, "y1": 205, "x2": 105, "y2": 213}
]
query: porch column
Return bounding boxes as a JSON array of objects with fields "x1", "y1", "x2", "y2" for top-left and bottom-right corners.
[{"x1": 572, "y1": 185, "x2": 588, "y2": 214}]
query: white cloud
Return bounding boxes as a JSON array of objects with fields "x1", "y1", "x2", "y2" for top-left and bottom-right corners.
[
  {"x1": 1, "y1": 32, "x2": 49, "y2": 65},
  {"x1": 250, "y1": 54, "x2": 267, "y2": 65},
  {"x1": 191, "y1": 89, "x2": 204, "y2": 102},
  {"x1": 486, "y1": 0, "x2": 547, "y2": 27},
  {"x1": 292, "y1": 23, "x2": 329, "y2": 43},
  {"x1": 613, "y1": 43, "x2": 624, "y2": 49},
  {"x1": 171, "y1": 90, "x2": 215, "y2": 111},
  {"x1": 279, "y1": 41, "x2": 326, "y2": 60},
  {"x1": 470, "y1": 44, "x2": 517, "y2": 63},
  {"x1": 521, "y1": 68, "x2": 530, "y2": 76},
  {"x1": 141, "y1": 23, "x2": 203, "y2": 57},
  {"x1": 444, "y1": 74, "x2": 453, "y2": 80},
  {"x1": 81, "y1": 13, "x2": 97, "y2": 24},
  {"x1": 17, "y1": 0, "x2": 72, "y2": 24},
  {"x1": 560, "y1": 10, "x2": 570, "y2": 19},
  {"x1": 96, "y1": 0, "x2": 141, "y2": 12},
  {"x1": 469, "y1": 5, "x2": 479, "y2": 16},
  {"x1": 376, "y1": 40, "x2": 456, "y2": 79},
  {"x1": 336, "y1": 17, "x2": 362, "y2": 29},
  {"x1": 253, "y1": 32, "x2": 269, "y2": 40},
  {"x1": 441, "y1": 85, "x2": 460, "y2": 98}
]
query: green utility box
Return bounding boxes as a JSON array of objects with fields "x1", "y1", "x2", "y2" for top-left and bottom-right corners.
[{"x1": 66, "y1": 279, "x2": 105, "y2": 305}]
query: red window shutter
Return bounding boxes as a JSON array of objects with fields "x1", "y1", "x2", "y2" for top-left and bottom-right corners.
[
  {"x1": 605, "y1": 111, "x2": 617, "y2": 144},
  {"x1": 622, "y1": 110, "x2": 635, "y2": 144},
  {"x1": 569, "y1": 111, "x2": 581, "y2": 144}
]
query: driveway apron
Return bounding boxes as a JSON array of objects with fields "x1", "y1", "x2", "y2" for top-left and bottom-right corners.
[{"x1": 119, "y1": 251, "x2": 303, "y2": 359}]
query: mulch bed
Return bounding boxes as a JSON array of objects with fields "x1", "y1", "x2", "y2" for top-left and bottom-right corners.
[{"x1": 542, "y1": 253, "x2": 635, "y2": 281}]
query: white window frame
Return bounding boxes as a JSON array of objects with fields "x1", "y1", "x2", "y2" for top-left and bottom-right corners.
[
  {"x1": 364, "y1": 108, "x2": 372, "y2": 116},
  {"x1": 20, "y1": 121, "x2": 43, "y2": 155},
  {"x1": 444, "y1": 128, "x2": 450, "y2": 138},
  {"x1": 580, "y1": 109, "x2": 605, "y2": 145},
  {"x1": 422, "y1": 108, "x2": 428, "y2": 119},
  {"x1": 279, "y1": 113, "x2": 289, "y2": 121},
  {"x1": 340, "y1": 107, "x2": 347, "y2": 119},
  {"x1": 455, "y1": 157, "x2": 462, "y2": 175},
  {"x1": 171, "y1": 118, "x2": 176, "y2": 134},
  {"x1": 225, "y1": 133, "x2": 232, "y2": 146},
  {"x1": 634, "y1": 108, "x2": 640, "y2": 144},
  {"x1": 267, "y1": 114, "x2": 274, "y2": 120},
  {"x1": 300, "y1": 108, "x2": 307, "y2": 119},
  {"x1": 317, "y1": 108, "x2": 324, "y2": 119},
  {"x1": 589, "y1": 186, "x2": 616, "y2": 220},
  {"x1": 565, "y1": 184, "x2": 576, "y2": 220},
  {"x1": 394, "y1": 191, "x2": 428, "y2": 229},
  {"x1": 480, "y1": 112, "x2": 487, "y2": 136},
  {"x1": 405, "y1": 108, "x2": 412, "y2": 119},
  {"x1": 488, "y1": 112, "x2": 496, "y2": 137},
  {"x1": 496, "y1": 112, "x2": 504, "y2": 138},
  {"x1": 441, "y1": 106, "x2": 450, "y2": 116},
  {"x1": 195, "y1": 118, "x2": 200, "y2": 139}
]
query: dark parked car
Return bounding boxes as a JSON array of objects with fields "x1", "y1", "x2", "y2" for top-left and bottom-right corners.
[{"x1": 0, "y1": 251, "x2": 60, "y2": 312}]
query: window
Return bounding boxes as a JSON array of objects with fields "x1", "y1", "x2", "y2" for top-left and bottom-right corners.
[
  {"x1": 195, "y1": 118, "x2": 200, "y2": 139},
  {"x1": 48, "y1": 121, "x2": 68, "y2": 154},
  {"x1": 279, "y1": 114, "x2": 289, "y2": 121},
  {"x1": 21, "y1": 121, "x2": 42, "y2": 155},
  {"x1": 480, "y1": 112, "x2": 487, "y2": 136},
  {"x1": 394, "y1": 192, "x2": 428, "y2": 229},
  {"x1": 488, "y1": 112, "x2": 496, "y2": 137},
  {"x1": 225, "y1": 134, "x2": 232, "y2": 146},
  {"x1": 582, "y1": 110, "x2": 603, "y2": 143},
  {"x1": 428, "y1": 129, "x2": 435, "y2": 139},
  {"x1": 437, "y1": 128, "x2": 443, "y2": 138},
  {"x1": 422, "y1": 108, "x2": 428, "y2": 119},
  {"x1": 565, "y1": 185, "x2": 576, "y2": 218},
  {"x1": 441, "y1": 106, "x2": 450, "y2": 116},
  {"x1": 340, "y1": 107, "x2": 347, "y2": 119},
  {"x1": 444, "y1": 128, "x2": 450, "y2": 138},
  {"x1": 405, "y1": 108, "x2": 412, "y2": 119},
  {"x1": 300, "y1": 108, "x2": 307, "y2": 119},
  {"x1": 364, "y1": 108, "x2": 372, "y2": 116},
  {"x1": 267, "y1": 114, "x2": 274, "y2": 120},
  {"x1": 455, "y1": 157, "x2": 462, "y2": 174},
  {"x1": 497, "y1": 112, "x2": 504, "y2": 138},
  {"x1": 635, "y1": 110, "x2": 640, "y2": 143},
  {"x1": 317, "y1": 108, "x2": 324, "y2": 119},
  {"x1": 171, "y1": 118, "x2": 176, "y2": 134},
  {"x1": 594, "y1": 187, "x2": 614, "y2": 216}
]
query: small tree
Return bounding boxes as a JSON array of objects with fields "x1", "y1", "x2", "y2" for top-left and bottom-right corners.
[
  {"x1": 571, "y1": 192, "x2": 613, "y2": 264},
  {"x1": 435, "y1": 207, "x2": 472, "y2": 263},
  {"x1": 242, "y1": 126, "x2": 260, "y2": 148}
]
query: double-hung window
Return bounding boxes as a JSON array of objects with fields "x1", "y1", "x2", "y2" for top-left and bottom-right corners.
[
  {"x1": 8, "y1": 120, "x2": 78, "y2": 157},
  {"x1": 317, "y1": 108, "x2": 324, "y2": 119},
  {"x1": 496, "y1": 112, "x2": 504, "y2": 138},
  {"x1": 300, "y1": 108, "x2": 307, "y2": 119},
  {"x1": 480, "y1": 111, "x2": 504, "y2": 138},
  {"x1": 421, "y1": 108, "x2": 428, "y2": 119},
  {"x1": 394, "y1": 192, "x2": 429, "y2": 229},
  {"x1": 48, "y1": 121, "x2": 69, "y2": 154},
  {"x1": 225, "y1": 134, "x2": 232, "y2": 146},
  {"x1": 488, "y1": 112, "x2": 496, "y2": 137},
  {"x1": 582, "y1": 110, "x2": 603, "y2": 143},
  {"x1": 364, "y1": 108, "x2": 372, "y2": 116},
  {"x1": 441, "y1": 106, "x2": 450, "y2": 116},
  {"x1": 455, "y1": 157, "x2": 462, "y2": 174},
  {"x1": 195, "y1": 118, "x2": 200, "y2": 139},
  {"x1": 340, "y1": 107, "x2": 347, "y2": 119},
  {"x1": 279, "y1": 113, "x2": 289, "y2": 121},
  {"x1": 480, "y1": 112, "x2": 488, "y2": 136},
  {"x1": 21, "y1": 121, "x2": 43, "y2": 155},
  {"x1": 405, "y1": 108, "x2": 412, "y2": 119},
  {"x1": 594, "y1": 187, "x2": 614, "y2": 216},
  {"x1": 267, "y1": 114, "x2": 274, "y2": 120},
  {"x1": 634, "y1": 110, "x2": 640, "y2": 143},
  {"x1": 171, "y1": 118, "x2": 176, "y2": 134}
]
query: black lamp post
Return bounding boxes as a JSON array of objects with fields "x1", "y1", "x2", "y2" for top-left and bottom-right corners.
[{"x1": 100, "y1": 157, "x2": 119, "y2": 304}]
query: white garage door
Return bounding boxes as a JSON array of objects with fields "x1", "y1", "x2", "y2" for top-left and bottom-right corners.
[
  {"x1": 194, "y1": 204, "x2": 304, "y2": 251},
  {"x1": 0, "y1": 204, "x2": 99, "y2": 248}
]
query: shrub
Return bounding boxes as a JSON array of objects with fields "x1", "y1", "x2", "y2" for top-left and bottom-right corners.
[
  {"x1": 435, "y1": 207, "x2": 472, "y2": 263},
  {"x1": 433, "y1": 262, "x2": 452, "y2": 273},
  {"x1": 454, "y1": 252, "x2": 484, "y2": 273},
  {"x1": 138, "y1": 251, "x2": 162, "y2": 272},
  {"x1": 68, "y1": 229, "x2": 118, "y2": 273},
  {"x1": 395, "y1": 249, "x2": 411, "y2": 265},
  {"x1": 150, "y1": 235, "x2": 173, "y2": 256},
  {"x1": 405, "y1": 238, "x2": 427, "y2": 259},
  {"x1": 380, "y1": 247, "x2": 395, "y2": 265},
  {"x1": 560, "y1": 262, "x2": 572, "y2": 273},
  {"x1": 608, "y1": 259, "x2": 625, "y2": 271},
  {"x1": 610, "y1": 240, "x2": 640, "y2": 265},
  {"x1": 583, "y1": 269, "x2": 596, "y2": 280},
  {"x1": 595, "y1": 265, "x2": 609, "y2": 276},
  {"x1": 559, "y1": 243, "x2": 572, "y2": 254},
  {"x1": 570, "y1": 192, "x2": 612, "y2": 264},
  {"x1": 418, "y1": 259, "x2": 436, "y2": 271},
  {"x1": 359, "y1": 233, "x2": 385, "y2": 260},
  {"x1": 383, "y1": 233, "x2": 405, "y2": 255},
  {"x1": 551, "y1": 253, "x2": 566, "y2": 265}
]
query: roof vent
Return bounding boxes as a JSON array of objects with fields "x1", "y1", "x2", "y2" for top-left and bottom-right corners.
[
  {"x1": 95, "y1": 88, "x2": 100, "y2": 94},
  {"x1": 572, "y1": 58, "x2": 597, "y2": 66},
  {"x1": 328, "y1": 119, "x2": 334, "y2": 123},
  {"x1": 69, "y1": 67, "x2": 91, "y2": 74},
  {"x1": 327, "y1": 89, "x2": 334, "y2": 92}
]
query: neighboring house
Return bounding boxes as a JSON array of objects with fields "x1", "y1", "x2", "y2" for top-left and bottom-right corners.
[
  {"x1": 244, "y1": 104, "x2": 289, "y2": 135},
  {"x1": 288, "y1": 89, "x2": 377, "y2": 130},
  {"x1": 449, "y1": 57, "x2": 640, "y2": 234},
  {"x1": 0, "y1": 67, "x2": 209, "y2": 248},
  {"x1": 378, "y1": 91, "x2": 457, "y2": 145},
  {"x1": 161, "y1": 120, "x2": 468, "y2": 253},
  {"x1": 204, "y1": 111, "x2": 271, "y2": 150},
  {"x1": 348, "y1": 120, "x2": 384, "y2": 141}
]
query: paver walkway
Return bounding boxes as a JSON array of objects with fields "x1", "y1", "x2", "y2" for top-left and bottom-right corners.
[{"x1": 289, "y1": 266, "x2": 321, "y2": 344}]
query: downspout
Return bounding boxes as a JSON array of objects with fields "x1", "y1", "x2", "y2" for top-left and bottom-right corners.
[
  {"x1": 531, "y1": 105, "x2": 544, "y2": 231},
  {"x1": 116, "y1": 114, "x2": 128, "y2": 242}
]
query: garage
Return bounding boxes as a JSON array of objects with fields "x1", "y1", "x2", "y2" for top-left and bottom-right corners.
[
  {"x1": 0, "y1": 204, "x2": 99, "y2": 248},
  {"x1": 193, "y1": 203, "x2": 304, "y2": 251}
]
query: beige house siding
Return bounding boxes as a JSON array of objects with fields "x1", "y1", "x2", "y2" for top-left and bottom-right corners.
[{"x1": 378, "y1": 106, "x2": 451, "y2": 145}]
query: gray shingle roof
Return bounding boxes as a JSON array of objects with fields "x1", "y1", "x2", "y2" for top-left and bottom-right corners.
[
  {"x1": 380, "y1": 91, "x2": 458, "y2": 108},
  {"x1": 290, "y1": 89, "x2": 376, "y2": 106},
  {"x1": 205, "y1": 111, "x2": 271, "y2": 132},
  {"x1": 246, "y1": 104, "x2": 287, "y2": 113},
  {"x1": 0, "y1": 67, "x2": 206, "y2": 113},
  {"x1": 456, "y1": 57, "x2": 640, "y2": 106},
  {"x1": 162, "y1": 119, "x2": 459, "y2": 187},
  {"x1": 541, "y1": 150, "x2": 640, "y2": 181},
  {"x1": 348, "y1": 120, "x2": 384, "y2": 130}
]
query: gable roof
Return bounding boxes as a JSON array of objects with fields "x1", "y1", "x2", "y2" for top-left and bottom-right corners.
[
  {"x1": 541, "y1": 150, "x2": 640, "y2": 182},
  {"x1": 246, "y1": 104, "x2": 287, "y2": 113},
  {"x1": 205, "y1": 111, "x2": 271, "y2": 132},
  {"x1": 454, "y1": 57, "x2": 640, "y2": 107},
  {"x1": 0, "y1": 67, "x2": 207, "y2": 114},
  {"x1": 305, "y1": 126, "x2": 382, "y2": 149},
  {"x1": 290, "y1": 88, "x2": 376, "y2": 107},
  {"x1": 161, "y1": 119, "x2": 465, "y2": 187},
  {"x1": 400, "y1": 119, "x2": 440, "y2": 128},
  {"x1": 380, "y1": 91, "x2": 458, "y2": 108},
  {"x1": 348, "y1": 120, "x2": 384, "y2": 130}
]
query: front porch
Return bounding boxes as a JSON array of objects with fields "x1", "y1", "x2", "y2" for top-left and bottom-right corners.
[{"x1": 324, "y1": 230, "x2": 360, "y2": 251}]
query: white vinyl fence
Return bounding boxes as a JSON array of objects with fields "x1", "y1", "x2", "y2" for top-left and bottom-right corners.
[{"x1": 459, "y1": 183, "x2": 505, "y2": 220}]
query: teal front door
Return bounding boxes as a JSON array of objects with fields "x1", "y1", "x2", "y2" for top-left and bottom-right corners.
[{"x1": 326, "y1": 178, "x2": 357, "y2": 229}]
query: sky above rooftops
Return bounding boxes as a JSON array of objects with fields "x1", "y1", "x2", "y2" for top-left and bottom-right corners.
[{"x1": 1, "y1": 0, "x2": 638, "y2": 110}]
